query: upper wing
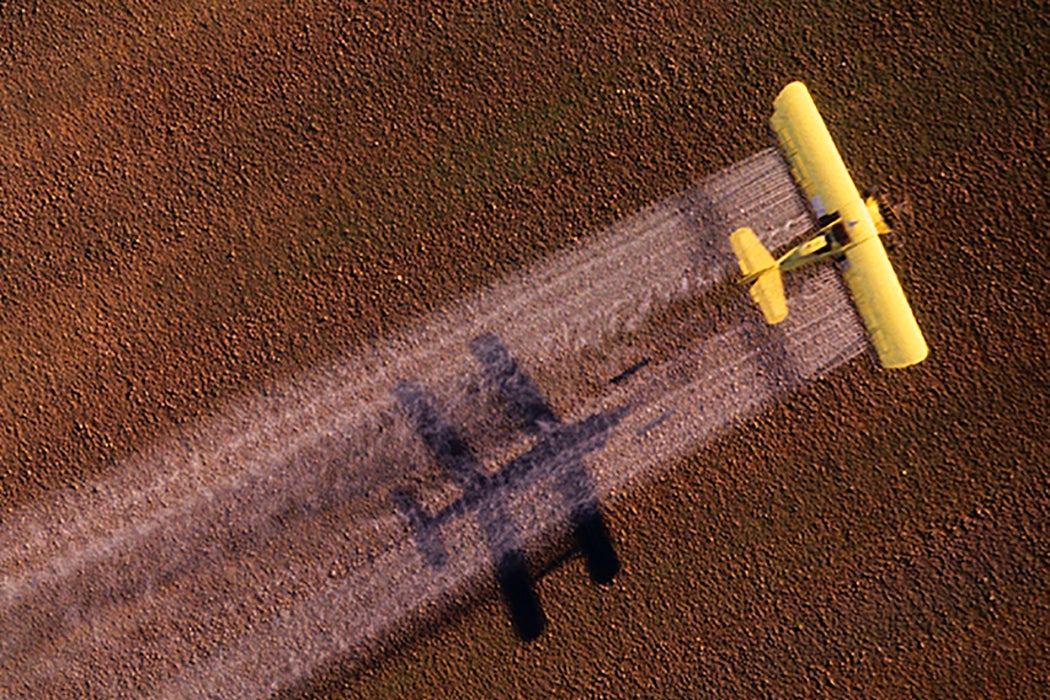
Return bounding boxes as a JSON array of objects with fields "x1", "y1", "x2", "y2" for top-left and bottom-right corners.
[{"x1": 769, "y1": 82, "x2": 928, "y2": 367}]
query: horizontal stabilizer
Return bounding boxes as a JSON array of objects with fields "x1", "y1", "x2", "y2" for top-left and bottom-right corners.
[
  {"x1": 748, "y1": 268, "x2": 788, "y2": 324},
  {"x1": 731, "y1": 227, "x2": 788, "y2": 324},
  {"x1": 731, "y1": 227, "x2": 777, "y2": 278}
]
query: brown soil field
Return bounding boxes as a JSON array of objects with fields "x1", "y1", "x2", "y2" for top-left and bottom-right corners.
[{"x1": 2, "y1": 0, "x2": 1047, "y2": 697}]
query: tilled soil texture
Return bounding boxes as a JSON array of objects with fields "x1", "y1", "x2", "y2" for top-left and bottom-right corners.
[{"x1": 1, "y1": 1, "x2": 1047, "y2": 698}]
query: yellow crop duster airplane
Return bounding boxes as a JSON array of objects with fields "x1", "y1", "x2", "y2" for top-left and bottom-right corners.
[{"x1": 731, "y1": 81, "x2": 928, "y2": 368}]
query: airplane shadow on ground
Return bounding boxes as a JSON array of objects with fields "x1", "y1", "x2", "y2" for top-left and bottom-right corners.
[{"x1": 391, "y1": 333, "x2": 624, "y2": 642}]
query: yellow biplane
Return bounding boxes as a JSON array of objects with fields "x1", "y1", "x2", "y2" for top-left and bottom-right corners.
[{"x1": 731, "y1": 81, "x2": 928, "y2": 368}]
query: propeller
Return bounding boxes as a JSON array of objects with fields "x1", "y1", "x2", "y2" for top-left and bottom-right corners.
[{"x1": 863, "y1": 184, "x2": 911, "y2": 252}]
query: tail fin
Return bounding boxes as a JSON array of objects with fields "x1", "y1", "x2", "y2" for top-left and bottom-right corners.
[{"x1": 730, "y1": 227, "x2": 788, "y2": 324}]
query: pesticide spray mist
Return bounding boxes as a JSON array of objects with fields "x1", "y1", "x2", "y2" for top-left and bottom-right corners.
[{"x1": 0, "y1": 149, "x2": 866, "y2": 697}]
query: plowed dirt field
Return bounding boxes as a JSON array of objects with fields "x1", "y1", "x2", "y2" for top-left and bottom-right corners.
[{"x1": 1, "y1": 1, "x2": 1046, "y2": 697}]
